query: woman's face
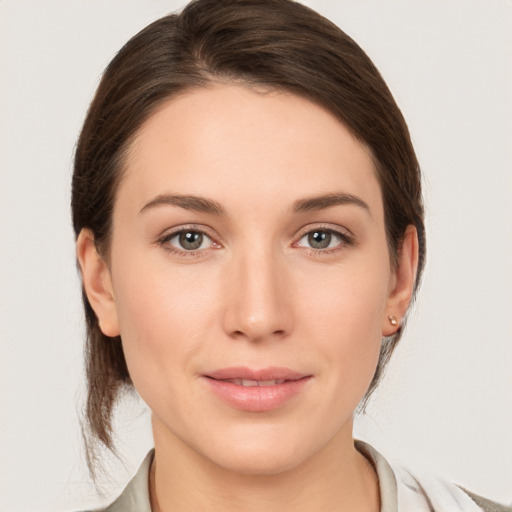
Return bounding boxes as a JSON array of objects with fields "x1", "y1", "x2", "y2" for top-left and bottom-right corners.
[{"x1": 88, "y1": 84, "x2": 413, "y2": 474}]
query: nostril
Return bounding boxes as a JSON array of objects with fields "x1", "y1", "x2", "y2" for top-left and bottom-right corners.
[
  {"x1": 222, "y1": 280, "x2": 293, "y2": 341},
  {"x1": 229, "y1": 328, "x2": 287, "y2": 342}
]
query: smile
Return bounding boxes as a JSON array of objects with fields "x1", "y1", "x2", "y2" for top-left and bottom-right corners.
[
  {"x1": 218, "y1": 378, "x2": 286, "y2": 386},
  {"x1": 203, "y1": 367, "x2": 312, "y2": 412}
]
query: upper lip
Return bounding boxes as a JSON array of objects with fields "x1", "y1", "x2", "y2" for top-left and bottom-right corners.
[{"x1": 205, "y1": 366, "x2": 308, "y2": 381}]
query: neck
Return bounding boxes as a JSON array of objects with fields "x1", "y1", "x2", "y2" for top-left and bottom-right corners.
[{"x1": 149, "y1": 417, "x2": 380, "y2": 512}]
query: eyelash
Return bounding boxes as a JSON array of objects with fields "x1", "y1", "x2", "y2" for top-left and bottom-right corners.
[
  {"x1": 157, "y1": 226, "x2": 220, "y2": 258},
  {"x1": 157, "y1": 225, "x2": 354, "y2": 257},
  {"x1": 293, "y1": 225, "x2": 354, "y2": 255}
]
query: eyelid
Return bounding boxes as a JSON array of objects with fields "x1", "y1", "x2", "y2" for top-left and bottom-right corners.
[
  {"x1": 158, "y1": 223, "x2": 218, "y2": 240},
  {"x1": 294, "y1": 223, "x2": 354, "y2": 240},
  {"x1": 157, "y1": 224, "x2": 222, "y2": 256},
  {"x1": 292, "y1": 223, "x2": 355, "y2": 252}
]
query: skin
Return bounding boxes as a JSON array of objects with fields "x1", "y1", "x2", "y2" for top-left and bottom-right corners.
[{"x1": 77, "y1": 84, "x2": 418, "y2": 511}]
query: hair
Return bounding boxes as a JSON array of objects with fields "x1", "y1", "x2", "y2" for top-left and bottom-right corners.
[{"x1": 72, "y1": 0, "x2": 426, "y2": 473}]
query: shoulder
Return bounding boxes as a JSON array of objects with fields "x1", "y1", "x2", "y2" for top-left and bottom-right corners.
[
  {"x1": 356, "y1": 440, "x2": 511, "y2": 512},
  {"x1": 461, "y1": 489, "x2": 512, "y2": 512},
  {"x1": 80, "y1": 450, "x2": 154, "y2": 512}
]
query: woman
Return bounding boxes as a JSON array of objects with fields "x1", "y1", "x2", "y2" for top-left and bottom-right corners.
[{"x1": 71, "y1": 0, "x2": 508, "y2": 511}]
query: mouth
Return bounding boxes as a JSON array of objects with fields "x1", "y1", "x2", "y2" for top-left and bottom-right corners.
[
  {"x1": 205, "y1": 366, "x2": 307, "y2": 382},
  {"x1": 203, "y1": 367, "x2": 312, "y2": 412},
  {"x1": 214, "y1": 378, "x2": 287, "y2": 386}
]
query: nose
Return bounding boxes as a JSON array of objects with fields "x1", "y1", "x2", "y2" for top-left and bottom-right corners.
[{"x1": 222, "y1": 245, "x2": 293, "y2": 343}]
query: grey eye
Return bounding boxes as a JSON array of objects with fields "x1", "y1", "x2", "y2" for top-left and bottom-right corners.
[
  {"x1": 308, "y1": 231, "x2": 331, "y2": 249},
  {"x1": 299, "y1": 230, "x2": 343, "y2": 250},
  {"x1": 170, "y1": 230, "x2": 209, "y2": 251}
]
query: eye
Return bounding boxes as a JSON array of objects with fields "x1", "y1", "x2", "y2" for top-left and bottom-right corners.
[
  {"x1": 165, "y1": 229, "x2": 213, "y2": 251},
  {"x1": 297, "y1": 229, "x2": 347, "y2": 251}
]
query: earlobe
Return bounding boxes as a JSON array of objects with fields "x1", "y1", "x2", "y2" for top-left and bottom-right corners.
[
  {"x1": 382, "y1": 225, "x2": 419, "y2": 337},
  {"x1": 76, "y1": 229, "x2": 120, "y2": 337}
]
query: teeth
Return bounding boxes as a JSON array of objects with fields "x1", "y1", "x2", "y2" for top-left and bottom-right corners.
[
  {"x1": 259, "y1": 379, "x2": 285, "y2": 386},
  {"x1": 241, "y1": 379, "x2": 259, "y2": 386},
  {"x1": 221, "y1": 378, "x2": 285, "y2": 386}
]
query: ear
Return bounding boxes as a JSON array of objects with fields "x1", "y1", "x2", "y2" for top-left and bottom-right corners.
[
  {"x1": 382, "y1": 225, "x2": 419, "y2": 337},
  {"x1": 76, "y1": 229, "x2": 120, "y2": 337}
]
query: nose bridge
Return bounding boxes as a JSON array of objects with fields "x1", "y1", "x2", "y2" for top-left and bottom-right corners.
[{"x1": 223, "y1": 240, "x2": 292, "y2": 342}]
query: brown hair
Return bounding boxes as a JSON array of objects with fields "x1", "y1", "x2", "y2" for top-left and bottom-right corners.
[{"x1": 72, "y1": 0, "x2": 425, "y2": 470}]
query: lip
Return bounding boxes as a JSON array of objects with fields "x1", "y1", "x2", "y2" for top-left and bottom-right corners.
[{"x1": 203, "y1": 366, "x2": 312, "y2": 412}]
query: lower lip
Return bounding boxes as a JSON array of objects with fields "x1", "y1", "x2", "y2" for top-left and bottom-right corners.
[{"x1": 203, "y1": 377, "x2": 312, "y2": 412}]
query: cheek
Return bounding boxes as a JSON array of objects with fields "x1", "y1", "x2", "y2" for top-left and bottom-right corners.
[
  {"x1": 111, "y1": 255, "x2": 219, "y2": 390},
  {"x1": 298, "y1": 258, "x2": 389, "y2": 331},
  {"x1": 295, "y1": 261, "x2": 389, "y2": 383}
]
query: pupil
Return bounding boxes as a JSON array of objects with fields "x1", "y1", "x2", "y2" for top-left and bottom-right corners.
[
  {"x1": 308, "y1": 231, "x2": 331, "y2": 249},
  {"x1": 179, "y1": 231, "x2": 203, "y2": 250}
]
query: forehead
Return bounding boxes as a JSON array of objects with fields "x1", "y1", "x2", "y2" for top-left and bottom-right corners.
[{"x1": 120, "y1": 84, "x2": 381, "y2": 217}]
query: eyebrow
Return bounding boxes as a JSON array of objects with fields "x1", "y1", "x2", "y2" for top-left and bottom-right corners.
[
  {"x1": 139, "y1": 194, "x2": 225, "y2": 216},
  {"x1": 292, "y1": 192, "x2": 371, "y2": 215},
  {"x1": 139, "y1": 191, "x2": 370, "y2": 217}
]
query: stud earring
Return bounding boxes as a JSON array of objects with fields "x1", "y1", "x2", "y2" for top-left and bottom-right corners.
[{"x1": 388, "y1": 315, "x2": 399, "y2": 327}]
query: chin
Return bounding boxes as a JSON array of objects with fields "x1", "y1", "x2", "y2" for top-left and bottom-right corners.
[
  {"x1": 208, "y1": 442, "x2": 307, "y2": 476},
  {"x1": 192, "y1": 422, "x2": 327, "y2": 477}
]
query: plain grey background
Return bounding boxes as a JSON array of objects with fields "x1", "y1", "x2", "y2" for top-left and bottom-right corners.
[{"x1": 1, "y1": 1, "x2": 511, "y2": 511}]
